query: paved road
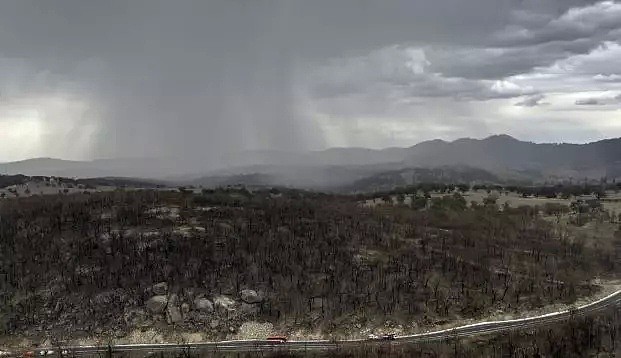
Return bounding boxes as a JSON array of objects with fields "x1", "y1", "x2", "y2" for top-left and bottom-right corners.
[{"x1": 28, "y1": 290, "x2": 621, "y2": 356}]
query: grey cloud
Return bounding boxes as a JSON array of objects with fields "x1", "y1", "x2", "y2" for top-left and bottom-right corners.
[
  {"x1": 553, "y1": 41, "x2": 621, "y2": 77},
  {"x1": 514, "y1": 41, "x2": 621, "y2": 95},
  {"x1": 0, "y1": 0, "x2": 619, "y2": 162},
  {"x1": 308, "y1": 46, "x2": 536, "y2": 102},
  {"x1": 594, "y1": 73, "x2": 621, "y2": 82},
  {"x1": 422, "y1": 2, "x2": 621, "y2": 81},
  {"x1": 426, "y1": 39, "x2": 597, "y2": 79},
  {"x1": 0, "y1": 0, "x2": 519, "y2": 161},
  {"x1": 1, "y1": 0, "x2": 335, "y2": 160},
  {"x1": 495, "y1": 1, "x2": 621, "y2": 46},
  {"x1": 307, "y1": 3, "x2": 621, "y2": 107},
  {"x1": 515, "y1": 94, "x2": 547, "y2": 107},
  {"x1": 575, "y1": 98, "x2": 602, "y2": 105},
  {"x1": 572, "y1": 93, "x2": 621, "y2": 106}
]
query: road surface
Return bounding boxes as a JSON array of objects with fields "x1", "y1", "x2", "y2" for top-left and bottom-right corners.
[{"x1": 25, "y1": 289, "x2": 621, "y2": 356}]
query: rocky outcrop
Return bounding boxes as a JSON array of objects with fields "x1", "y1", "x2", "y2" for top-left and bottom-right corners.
[
  {"x1": 213, "y1": 295, "x2": 236, "y2": 313},
  {"x1": 193, "y1": 297, "x2": 214, "y2": 313},
  {"x1": 146, "y1": 295, "x2": 168, "y2": 313},
  {"x1": 166, "y1": 294, "x2": 183, "y2": 324},
  {"x1": 166, "y1": 305, "x2": 183, "y2": 324},
  {"x1": 240, "y1": 289, "x2": 263, "y2": 304},
  {"x1": 152, "y1": 282, "x2": 168, "y2": 295}
]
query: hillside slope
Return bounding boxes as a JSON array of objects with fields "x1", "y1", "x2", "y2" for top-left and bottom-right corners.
[{"x1": 4, "y1": 136, "x2": 620, "y2": 188}]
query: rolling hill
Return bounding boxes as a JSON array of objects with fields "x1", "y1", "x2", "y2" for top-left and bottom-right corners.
[{"x1": 3, "y1": 135, "x2": 620, "y2": 190}]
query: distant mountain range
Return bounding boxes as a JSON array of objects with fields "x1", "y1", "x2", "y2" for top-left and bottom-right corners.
[{"x1": 3, "y1": 135, "x2": 620, "y2": 191}]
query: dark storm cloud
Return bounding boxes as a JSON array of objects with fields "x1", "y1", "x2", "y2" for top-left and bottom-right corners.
[
  {"x1": 1, "y1": 0, "x2": 620, "y2": 162},
  {"x1": 426, "y1": 1, "x2": 621, "y2": 80},
  {"x1": 307, "y1": 45, "x2": 536, "y2": 102},
  {"x1": 0, "y1": 0, "x2": 335, "y2": 159},
  {"x1": 307, "y1": 1, "x2": 621, "y2": 105},
  {"x1": 425, "y1": 39, "x2": 596, "y2": 80},
  {"x1": 0, "y1": 0, "x2": 515, "y2": 160}
]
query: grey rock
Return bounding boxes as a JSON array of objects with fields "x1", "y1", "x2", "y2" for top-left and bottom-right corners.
[
  {"x1": 181, "y1": 303, "x2": 190, "y2": 314},
  {"x1": 193, "y1": 298, "x2": 214, "y2": 313},
  {"x1": 168, "y1": 293, "x2": 179, "y2": 305},
  {"x1": 240, "y1": 289, "x2": 263, "y2": 304},
  {"x1": 152, "y1": 282, "x2": 168, "y2": 295},
  {"x1": 209, "y1": 320, "x2": 220, "y2": 329},
  {"x1": 166, "y1": 304, "x2": 183, "y2": 324},
  {"x1": 145, "y1": 295, "x2": 168, "y2": 313},
  {"x1": 213, "y1": 295, "x2": 236, "y2": 313}
]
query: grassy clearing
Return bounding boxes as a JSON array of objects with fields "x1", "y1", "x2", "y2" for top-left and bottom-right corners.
[{"x1": 458, "y1": 190, "x2": 571, "y2": 207}]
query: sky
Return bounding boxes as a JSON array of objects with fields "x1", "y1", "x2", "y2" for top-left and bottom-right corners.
[{"x1": 0, "y1": 0, "x2": 620, "y2": 162}]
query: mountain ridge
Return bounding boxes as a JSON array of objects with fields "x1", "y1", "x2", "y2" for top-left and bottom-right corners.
[{"x1": 3, "y1": 135, "x2": 620, "y2": 189}]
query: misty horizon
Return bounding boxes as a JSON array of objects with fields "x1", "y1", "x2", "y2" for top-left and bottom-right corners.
[{"x1": 3, "y1": 133, "x2": 621, "y2": 164}]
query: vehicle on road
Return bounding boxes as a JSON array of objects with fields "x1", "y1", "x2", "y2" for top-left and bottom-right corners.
[
  {"x1": 36, "y1": 351, "x2": 54, "y2": 357},
  {"x1": 266, "y1": 336, "x2": 288, "y2": 343},
  {"x1": 367, "y1": 333, "x2": 396, "y2": 341}
]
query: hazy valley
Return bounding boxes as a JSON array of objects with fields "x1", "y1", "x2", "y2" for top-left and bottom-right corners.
[{"x1": 3, "y1": 136, "x2": 621, "y2": 194}]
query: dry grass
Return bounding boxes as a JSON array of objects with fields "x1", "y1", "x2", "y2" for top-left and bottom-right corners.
[{"x1": 459, "y1": 190, "x2": 571, "y2": 207}]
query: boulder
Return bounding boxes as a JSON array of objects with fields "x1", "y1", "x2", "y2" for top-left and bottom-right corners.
[
  {"x1": 167, "y1": 304, "x2": 183, "y2": 324},
  {"x1": 213, "y1": 295, "x2": 236, "y2": 313},
  {"x1": 152, "y1": 282, "x2": 168, "y2": 295},
  {"x1": 181, "y1": 303, "x2": 190, "y2": 314},
  {"x1": 240, "y1": 289, "x2": 263, "y2": 304},
  {"x1": 193, "y1": 298, "x2": 214, "y2": 313},
  {"x1": 146, "y1": 295, "x2": 168, "y2": 313}
]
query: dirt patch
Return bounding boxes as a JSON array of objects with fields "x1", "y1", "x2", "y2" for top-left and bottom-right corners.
[
  {"x1": 234, "y1": 322, "x2": 274, "y2": 340},
  {"x1": 115, "y1": 329, "x2": 165, "y2": 344}
]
